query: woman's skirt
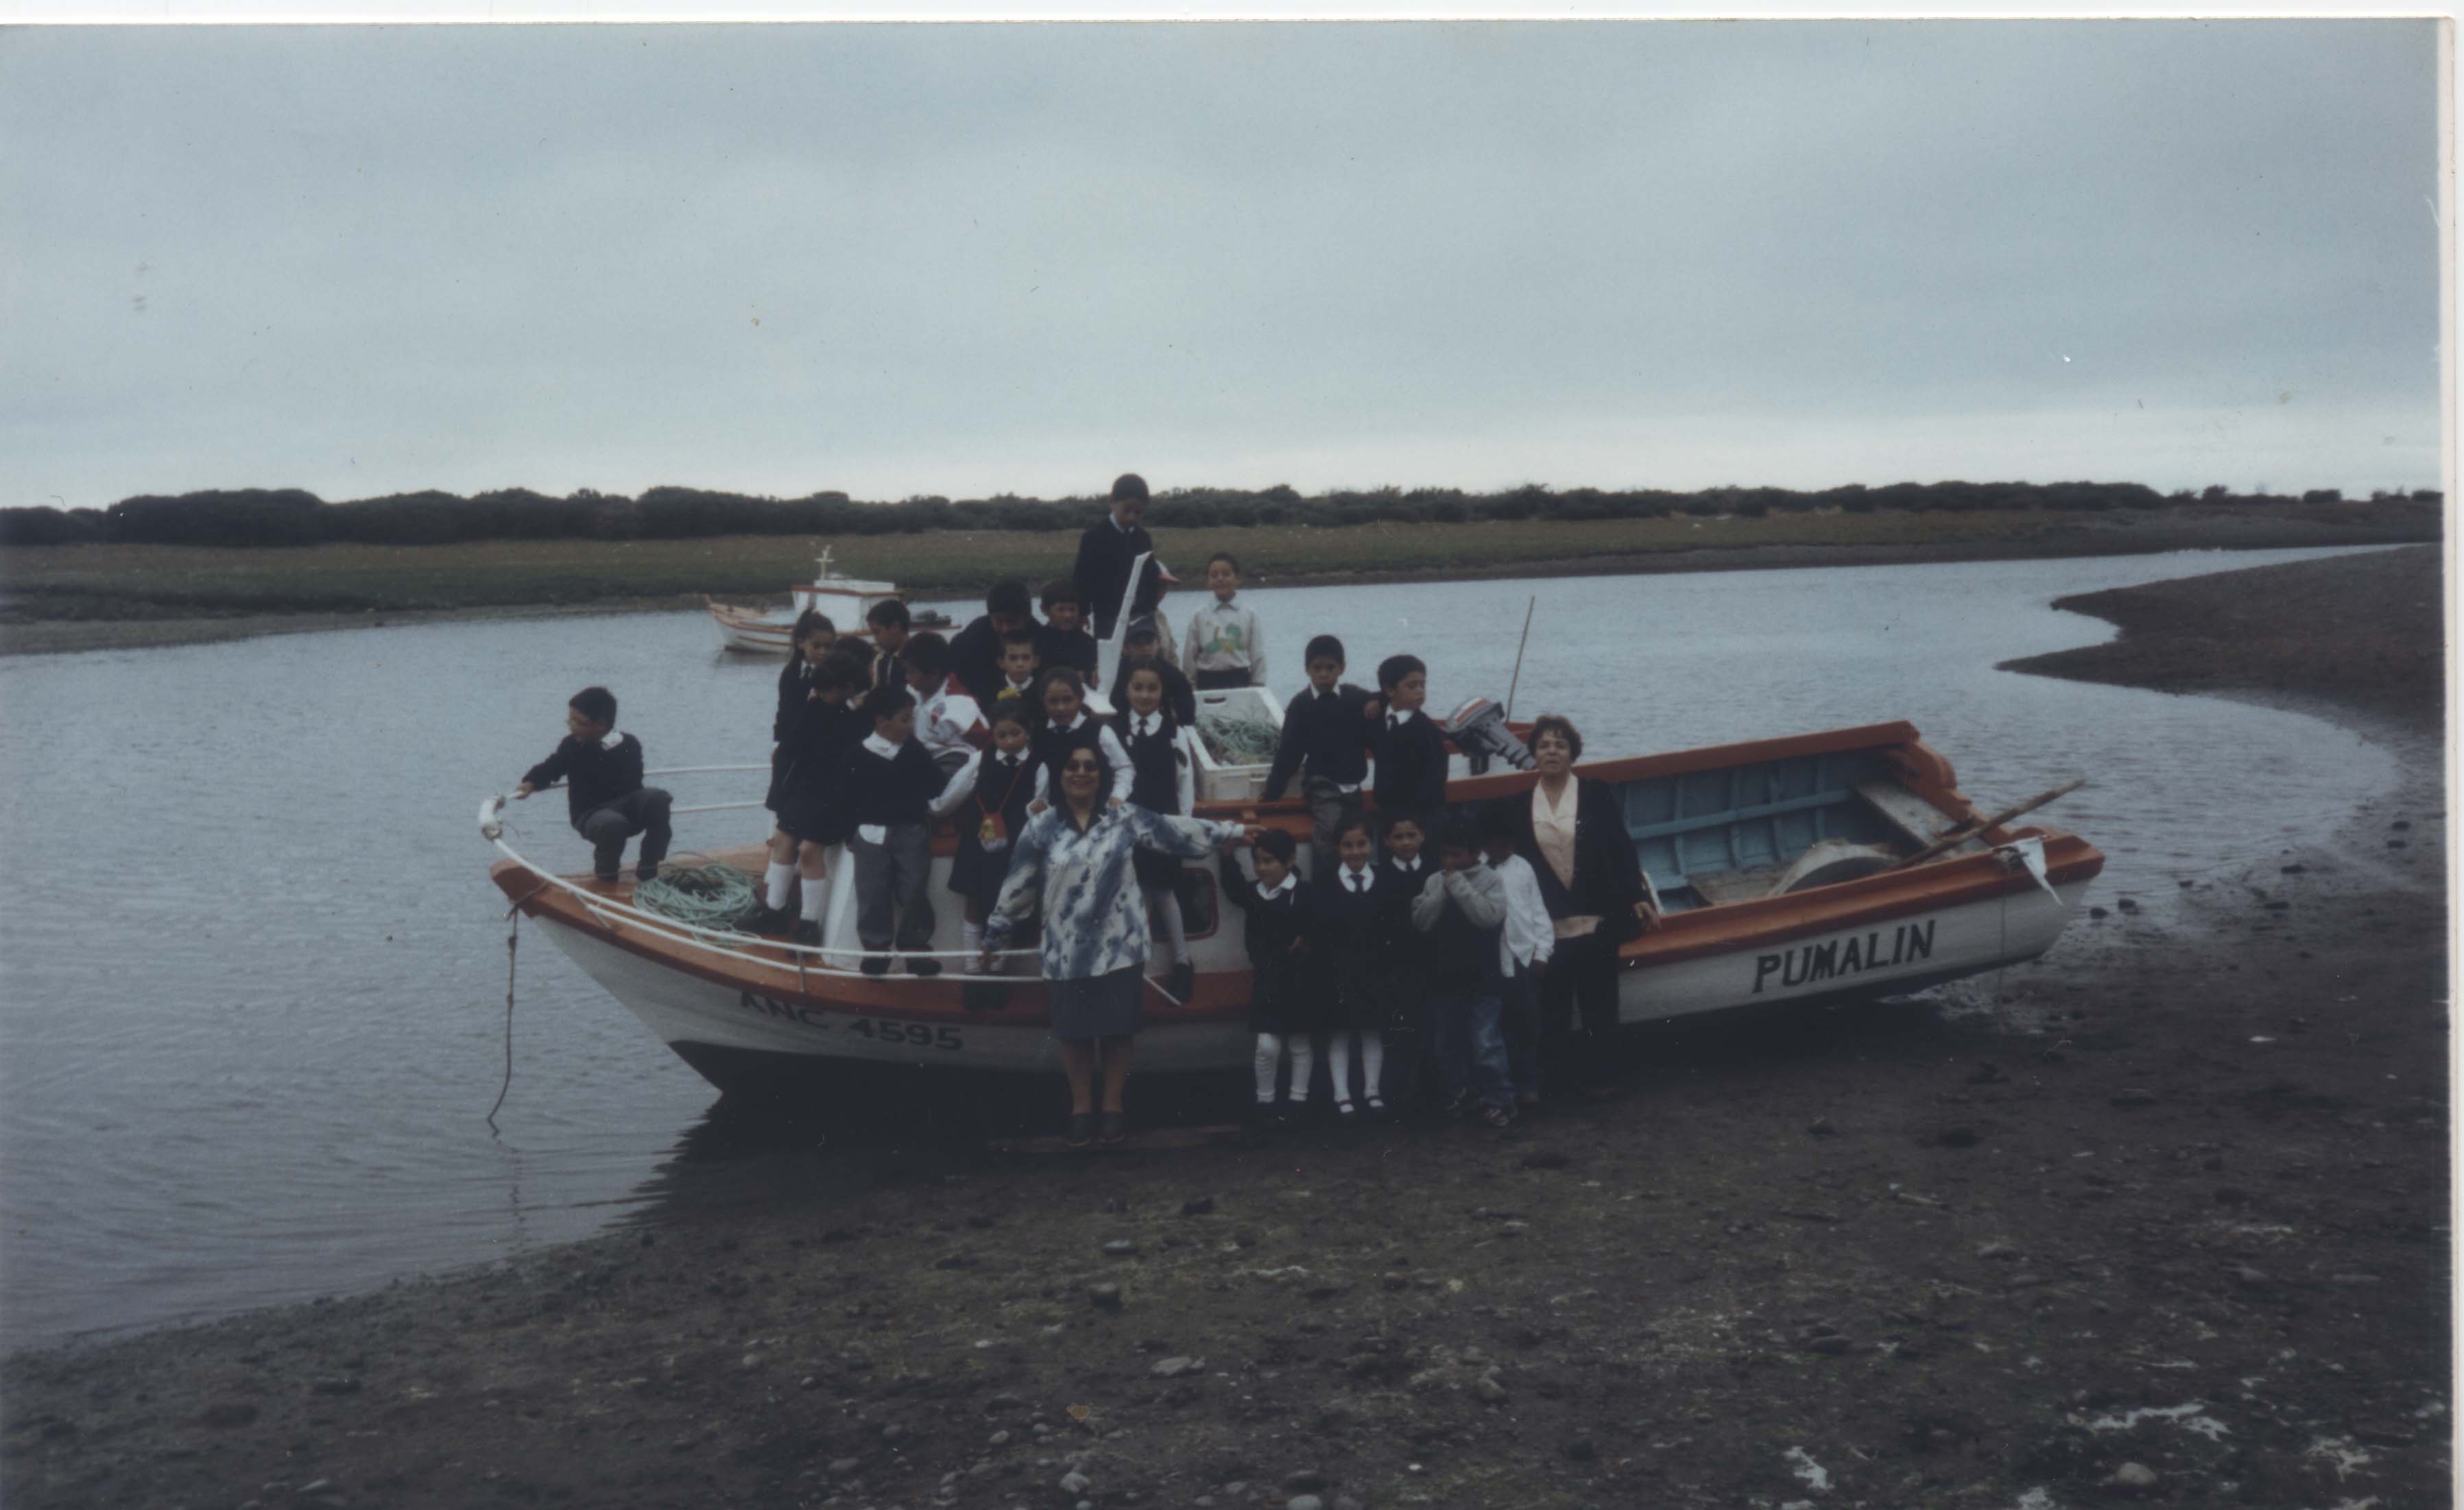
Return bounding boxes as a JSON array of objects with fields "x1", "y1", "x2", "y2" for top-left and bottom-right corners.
[
  {"x1": 1048, "y1": 966, "x2": 1143, "y2": 1042},
  {"x1": 774, "y1": 778, "x2": 833, "y2": 844},
  {"x1": 948, "y1": 834, "x2": 1014, "y2": 901},
  {"x1": 763, "y1": 747, "x2": 791, "y2": 813},
  {"x1": 1131, "y1": 846, "x2": 1182, "y2": 892}
]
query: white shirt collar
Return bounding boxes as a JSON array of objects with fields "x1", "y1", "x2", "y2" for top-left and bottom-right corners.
[
  {"x1": 1058, "y1": 711, "x2": 1088, "y2": 732},
  {"x1": 1132, "y1": 712, "x2": 1160, "y2": 736},
  {"x1": 1111, "y1": 514, "x2": 1136, "y2": 534},
  {"x1": 1005, "y1": 673, "x2": 1034, "y2": 690},
  {"x1": 1387, "y1": 708, "x2": 1411, "y2": 728},
  {"x1": 861, "y1": 732, "x2": 903, "y2": 758},
  {"x1": 1256, "y1": 872, "x2": 1296, "y2": 900},
  {"x1": 597, "y1": 729, "x2": 625, "y2": 750},
  {"x1": 1342, "y1": 865, "x2": 1372, "y2": 890},
  {"x1": 1390, "y1": 854, "x2": 1422, "y2": 874}
]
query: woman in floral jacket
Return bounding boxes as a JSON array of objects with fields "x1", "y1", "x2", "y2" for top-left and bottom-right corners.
[{"x1": 981, "y1": 743, "x2": 1256, "y2": 1147}]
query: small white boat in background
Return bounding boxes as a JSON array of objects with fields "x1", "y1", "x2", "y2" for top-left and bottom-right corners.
[{"x1": 704, "y1": 548, "x2": 909, "y2": 655}]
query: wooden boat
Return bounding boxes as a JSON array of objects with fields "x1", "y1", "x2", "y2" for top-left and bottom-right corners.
[
  {"x1": 704, "y1": 548, "x2": 910, "y2": 655},
  {"x1": 482, "y1": 719, "x2": 2101, "y2": 1102}
]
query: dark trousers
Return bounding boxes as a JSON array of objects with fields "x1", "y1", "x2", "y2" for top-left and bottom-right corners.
[
  {"x1": 1432, "y1": 989, "x2": 1511, "y2": 1111},
  {"x1": 851, "y1": 825, "x2": 935, "y2": 955},
  {"x1": 1540, "y1": 930, "x2": 1625, "y2": 1088},
  {"x1": 1302, "y1": 777, "x2": 1363, "y2": 883},
  {"x1": 1497, "y1": 959, "x2": 1544, "y2": 1099},
  {"x1": 1193, "y1": 668, "x2": 1254, "y2": 691},
  {"x1": 576, "y1": 788, "x2": 671, "y2": 880}
]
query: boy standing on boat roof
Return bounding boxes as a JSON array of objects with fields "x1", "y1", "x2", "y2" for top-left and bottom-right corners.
[
  {"x1": 863, "y1": 599, "x2": 911, "y2": 691},
  {"x1": 1072, "y1": 473, "x2": 1156, "y2": 641},
  {"x1": 1264, "y1": 634, "x2": 1378, "y2": 880},
  {"x1": 513, "y1": 686, "x2": 672, "y2": 886},
  {"x1": 949, "y1": 579, "x2": 1036, "y2": 705}
]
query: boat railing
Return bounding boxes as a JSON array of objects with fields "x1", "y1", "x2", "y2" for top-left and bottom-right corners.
[{"x1": 479, "y1": 765, "x2": 1041, "y2": 979}]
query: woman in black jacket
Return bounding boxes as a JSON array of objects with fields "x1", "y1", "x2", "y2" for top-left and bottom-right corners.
[{"x1": 1505, "y1": 715, "x2": 1656, "y2": 1101}]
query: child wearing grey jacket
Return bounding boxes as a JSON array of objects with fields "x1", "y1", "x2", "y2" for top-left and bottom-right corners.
[{"x1": 1410, "y1": 816, "x2": 1516, "y2": 1128}]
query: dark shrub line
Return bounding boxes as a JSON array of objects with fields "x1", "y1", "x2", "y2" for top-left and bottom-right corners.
[{"x1": 1, "y1": 481, "x2": 2437, "y2": 549}]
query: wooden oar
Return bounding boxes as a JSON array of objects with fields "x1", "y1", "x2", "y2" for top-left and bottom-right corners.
[{"x1": 1887, "y1": 778, "x2": 2085, "y2": 871}]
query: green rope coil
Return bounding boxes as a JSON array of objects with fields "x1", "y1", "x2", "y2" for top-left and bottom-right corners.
[
  {"x1": 633, "y1": 862, "x2": 763, "y2": 932},
  {"x1": 1198, "y1": 704, "x2": 1282, "y2": 765}
]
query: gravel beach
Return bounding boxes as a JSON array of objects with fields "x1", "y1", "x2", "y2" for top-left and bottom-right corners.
[{"x1": 3, "y1": 546, "x2": 2446, "y2": 1510}]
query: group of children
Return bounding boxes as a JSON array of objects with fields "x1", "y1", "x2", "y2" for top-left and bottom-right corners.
[{"x1": 516, "y1": 531, "x2": 1565, "y2": 1128}]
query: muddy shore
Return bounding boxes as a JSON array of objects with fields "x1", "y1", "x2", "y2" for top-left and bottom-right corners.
[{"x1": 3, "y1": 549, "x2": 2448, "y2": 1510}]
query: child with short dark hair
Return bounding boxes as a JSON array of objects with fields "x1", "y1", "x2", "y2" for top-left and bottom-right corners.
[
  {"x1": 1112, "y1": 658, "x2": 1203, "y2": 1000},
  {"x1": 515, "y1": 686, "x2": 673, "y2": 886},
  {"x1": 950, "y1": 579, "x2": 1036, "y2": 704},
  {"x1": 748, "y1": 650, "x2": 872, "y2": 942},
  {"x1": 992, "y1": 629, "x2": 1041, "y2": 702},
  {"x1": 1108, "y1": 616, "x2": 1197, "y2": 726},
  {"x1": 900, "y1": 631, "x2": 988, "y2": 774},
  {"x1": 1481, "y1": 798, "x2": 1555, "y2": 1112},
  {"x1": 1183, "y1": 551, "x2": 1265, "y2": 690},
  {"x1": 1370, "y1": 653, "x2": 1448, "y2": 824},
  {"x1": 1036, "y1": 578, "x2": 1100, "y2": 679},
  {"x1": 1312, "y1": 813, "x2": 1410, "y2": 1123},
  {"x1": 1220, "y1": 827, "x2": 1321, "y2": 1128},
  {"x1": 1411, "y1": 815, "x2": 1514, "y2": 1128},
  {"x1": 864, "y1": 599, "x2": 912, "y2": 690},
  {"x1": 827, "y1": 684, "x2": 968, "y2": 976},
  {"x1": 1376, "y1": 810, "x2": 1435, "y2": 1109},
  {"x1": 941, "y1": 697, "x2": 1048, "y2": 979},
  {"x1": 1264, "y1": 634, "x2": 1377, "y2": 880}
]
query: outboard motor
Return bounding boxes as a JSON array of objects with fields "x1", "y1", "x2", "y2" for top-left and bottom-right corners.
[{"x1": 1442, "y1": 696, "x2": 1535, "y2": 775}]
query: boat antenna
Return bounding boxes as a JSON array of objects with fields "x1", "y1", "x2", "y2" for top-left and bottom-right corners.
[
  {"x1": 1504, "y1": 595, "x2": 1537, "y2": 722},
  {"x1": 814, "y1": 546, "x2": 835, "y2": 580}
]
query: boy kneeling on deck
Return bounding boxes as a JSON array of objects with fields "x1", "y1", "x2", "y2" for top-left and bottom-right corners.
[{"x1": 514, "y1": 686, "x2": 672, "y2": 885}]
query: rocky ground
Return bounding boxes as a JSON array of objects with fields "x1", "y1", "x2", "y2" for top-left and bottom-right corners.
[{"x1": 3, "y1": 549, "x2": 2448, "y2": 1510}]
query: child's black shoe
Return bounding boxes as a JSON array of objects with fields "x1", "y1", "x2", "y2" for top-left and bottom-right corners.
[
  {"x1": 739, "y1": 904, "x2": 786, "y2": 935},
  {"x1": 860, "y1": 955, "x2": 892, "y2": 976},
  {"x1": 791, "y1": 920, "x2": 822, "y2": 947},
  {"x1": 635, "y1": 861, "x2": 660, "y2": 885},
  {"x1": 1167, "y1": 961, "x2": 1195, "y2": 1001},
  {"x1": 1333, "y1": 1101, "x2": 1359, "y2": 1127},
  {"x1": 908, "y1": 957, "x2": 942, "y2": 979},
  {"x1": 1442, "y1": 1091, "x2": 1472, "y2": 1123}
]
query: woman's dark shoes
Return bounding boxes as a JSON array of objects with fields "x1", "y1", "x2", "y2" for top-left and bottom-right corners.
[
  {"x1": 1065, "y1": 1112, "x2": 1096, "y2": 1149},
  {"x1": 791, "y1": 920, "x2": 822, "y2": 947},
  {"x1": 860, "y1": 955, "x2": 892, "y2": 976},
  {"x1": 1097, "y1": 1110, "x2": 1128, "y2": 1147},
  {"x1": 908, "y1": 957, "x2": 942, "y2": 978},
  {"x1": 1166, "y1": 961, "x2": 1195, "y2": 1001}
]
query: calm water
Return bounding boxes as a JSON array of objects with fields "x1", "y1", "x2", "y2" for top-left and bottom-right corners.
[{"x1": 0, "y1": 546, "x2": 2402, "y2": 1349}]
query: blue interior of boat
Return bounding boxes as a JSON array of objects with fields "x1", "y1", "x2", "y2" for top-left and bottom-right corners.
[{"x1": 1614, "y1": 748, "x2": 1905, "y2": 912}]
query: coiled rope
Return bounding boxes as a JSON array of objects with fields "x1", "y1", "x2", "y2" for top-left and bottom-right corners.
[
  {"x1": 1198, "y1": 704, "x2": 1282, "y2": 765},
  {"x1": 633, "y1": 861, "x2": 765, "y2": 932}
]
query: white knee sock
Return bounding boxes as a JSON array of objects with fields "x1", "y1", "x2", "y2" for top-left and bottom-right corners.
[
  {"x1": 798, "y1": 874, "x2": 828, "y2": 922},
  {"x1": 1152, "y1": 887, "x2": 1188, "y2": 965},
  {"x1": 1361, "y1": 1031, "x2": 1386, "y2": 1099},
  {"x1": 1286, "y1": 1034, "x2": 1315, "y2": 1103},
  {"x1": 1253, "y1": 1033, "x2": 1284, "y2": 1103},
  {"x1": 961, "y1": 920, "x2": 983, "y2": 972},
  {"x1": 1326, "y1": 1032, "x2": 1354, "y2": 1107},
  {"x1": 764, "y1": 861, "x2": 796, "y2": 911}
]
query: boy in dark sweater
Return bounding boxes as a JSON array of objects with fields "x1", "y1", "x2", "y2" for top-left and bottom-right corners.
[
  {"x1": 1264, "y1": 634, "x2": 1378, "y2": 881},
  {"x1": 1410, "y1": 817, "x2": 1514, "y2": 1128},
  {"x1": 949, "y1": 579, "x2": 1036, "y2": 704},
  {"x1": 828, "y1": 684, "x2": 968, "y2": 976},
  {"x1": 1071, "y1": 472, "x2": 1155, "y2": 640},
  {"x1": 1035, "y1": 578, "x2": 1100, "y2": 680},
  {"x1": 515, "y1": 686, "x2": 672, "y2": 885},
  {"x1": 1368, "y1": 653, "x2": 1448, "y2": 825}
]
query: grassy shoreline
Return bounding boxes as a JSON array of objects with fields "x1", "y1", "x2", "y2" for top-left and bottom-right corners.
[{"x1": 0, "y1": 501, "x2": 2433, "y2": 656}]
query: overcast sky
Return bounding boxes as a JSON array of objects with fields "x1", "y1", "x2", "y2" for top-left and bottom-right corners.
[{"x1": 1, "y1": 21, "x2": 2442, "y2": 509}]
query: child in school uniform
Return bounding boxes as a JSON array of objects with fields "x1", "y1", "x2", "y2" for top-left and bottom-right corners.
[
  {"x1": 1411, "y1": 815, "x2": 1515, "y2": 1129},
  {"x1": 826, "y1": 684, "x2": 969, "y2": 976},
  {"x1": 1312, "y1": 813, "x2": 1411, "y2": 1123},
  {"x1": 1029, "y1": 668, "x2": 1131, "y2": 808},
  {"x1": 747, "y1": 651, "x2": 871, "y2": 942},
  {"x1": 942, "y1": 698, "x2": 1048, "y2": 981},
  {"x1": 864, "y1": 599, "x2": 911, "y2": 690},
  {"x1": 950, "y1": 579, "x2": 1036, "y2": 704},
  {"x1": 763, "y1": 609, "x2": 837, "y2": 834},
  {"x1": 1182, "y1": 551, "x2": 1266, "y2": 691},
  {"x1": 1264, "y1": 634, "x2": 1378, "y2": 882},
  {"x1": 1112, "y1": 658, "x2": 1202, "y2": 1002},
  {"x1": 1369, "y1": 654, "x2": 1449, "y2": 823},
  {"x1": 900, "y1": 632, "x2": 988, "y2": 775},
  {"x1": 1106, "y1": 616, "x2": 1197, "y2": 728},
  {"x1": 991, "y1": 630, "x2": 1041, "y2": 703},
  {"x1": 1219, "y1": 828, "x2": 1321, "y2": 1129},
  {"x1": 1374, "y1": 810, "x2": 1435, "y2": 1110},
  {"x1": 1482, "y1": 798, "x2": 1555, "y2": 1114},
  {"x1": 1035, "y1": 578, "x2": 1100, "y2": 680},
  {"x1": 514, "y1": 685, "x2": 673, "y2": 885}
]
